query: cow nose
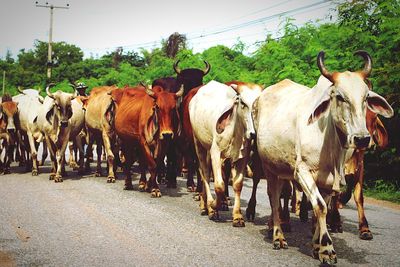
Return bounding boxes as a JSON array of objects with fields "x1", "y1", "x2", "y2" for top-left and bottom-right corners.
[
  {"x1": 161, "y1": 132, "x2": 173, "y2": 140},
  {"x1": 353, "y1": 135, "x2": 370, "y2": 149},
  {"x1": 60, "y1": 121, "x2": 69, "y2": 128}
]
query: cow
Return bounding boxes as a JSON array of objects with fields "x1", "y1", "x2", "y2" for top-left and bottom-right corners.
[
  {"x1": 36, "y1": 84, "x2": 77, "y2": 182},
  {"x1": 152, "y1": 60, "x2": 211, "y2": 189},
  {"x1": 84, "y1": 85, "x2": 118, "y2": 182},
  {"x1": 111, "y1": 84, "x2": 183, "y2": 197},
  {"x1": 252, "y1": 51, "x2": 393, "y2": 264},
  {"x1": 189, "y1": 80, "x2": 262, "y2": 226},
  {"x1": 12, "y1": 89, "x2": 45, "y2": 175},
  {"x1": 0, "y1": 94, "x2": 19, "y2": 174}
]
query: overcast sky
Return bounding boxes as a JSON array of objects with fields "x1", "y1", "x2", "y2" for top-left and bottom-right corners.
[{"x1": 0, "y1": 0, "x2": 337, "y2": 59}]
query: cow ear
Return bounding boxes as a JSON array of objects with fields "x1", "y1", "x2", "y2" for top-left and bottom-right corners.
[
  {"x1": 307, "y1": 92, "x2": 331, "y2": 125},
  {"x1": 374, "y1": 117, "x2": 388, "y2": 148},
  {"x1": 216, "y1": 105, "x2": 235, "y2": 134},
  {"x1": 367, "y1": 91, "x2": 394, "y2": 118},
  {"x1": 46, "y1": 106, "x2": 55, "y2": 125},
  {"x1": 144, "y1": 111, "x2": 159, "y2": 143}
]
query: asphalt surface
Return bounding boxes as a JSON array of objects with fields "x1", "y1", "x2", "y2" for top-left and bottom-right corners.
[{"x1": 1, "y1": 162, "x2": 400, "y2": 267}]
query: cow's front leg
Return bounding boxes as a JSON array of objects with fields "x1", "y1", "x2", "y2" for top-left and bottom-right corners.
[
  {"x1": 296, "y1": 162, "x2": 336, "y2": 264},
  {"x1": 27, "y1": 132, "x2": 39, "y2": 176},
  {"x1": 55, "y1": 137, "x2": 70, "y2": 183}
]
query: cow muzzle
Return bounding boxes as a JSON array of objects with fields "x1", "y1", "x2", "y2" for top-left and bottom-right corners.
[
  {"x1": 351, "y1": 134, "x2": 371, "y2": 149},
  {"x1": 60, "y1": 121, "x2": 69, "y2": 128},
  {"x1": 160, "y1": 131, "x2": 174, "y2": 140}
]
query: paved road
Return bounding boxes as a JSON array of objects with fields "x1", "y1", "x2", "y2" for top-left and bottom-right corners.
[{"x1": 0, "y1": 163, "x2": 399, "y2": 267}]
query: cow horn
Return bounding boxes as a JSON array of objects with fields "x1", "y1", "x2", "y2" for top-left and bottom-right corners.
[
  {"x1": 17, "y1": 86, "x2": 25, "y2": 95},
  {"x1": 139, "y1": 81, "x2": 146, "y2": 88},
  {"x1": 175, "y1": 84, "x2": 184, "y2": 97},
  {"x1": 354, "y1": 50, "x2": 372, "y2": 78},
  {"x1": 203, "y1": 60, "x2": 211, "y2": 75},
  {"x1": 145, "y1": 85, "x2": 155, "y2": 97},
  {"x1": 173, "y1": 60, "x2": 181, "y2": 75},
  {"x1": 46, "y1": 83, "x2": 56, "y2": 99},
  {"x1": 317, "y1": 51, "x2": 334, "y2": 83}
]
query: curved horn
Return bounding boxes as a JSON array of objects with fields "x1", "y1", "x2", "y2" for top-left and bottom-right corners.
[
  {"x1": 46, "y1": 83, "x2": 56, "y2": 99},
  {"x1": 145, "y1": 85, "x2": 155, "y2": 97},
  {"x1": 173, "y1": 60, "x2": 181, "y2": 75},
  {"x1": 203, "y1": 60, "x2": 211, "y2": 75},
  {"x1": 175, "y1": 84, "x2": 184, "y2": 97},
  {"x1": 317, "y1": 51, "x2": 334, "y2": 83},
  {"x1": 17, "y1": 86, "x2": 25, "y2": 95},
  {"x1": 139, "y1": 81, "x2": 146, "y2": 88},
  {"x1": 354, "y1": 50, "x2": 372, "y2": 78}
]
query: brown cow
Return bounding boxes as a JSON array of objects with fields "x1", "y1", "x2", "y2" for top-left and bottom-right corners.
[
  {"x1": 111, "y1": 85, "x2": 183, "y2": 197},
  {"x1": 328, "y1": 108, "x2": 388, "y2": 240},
  {"x1": 0, "y1": 94, "x2": 19, "y2": 174},
  {"x1": 84, "y1": 85, "x2": 118, "y2": 182}
]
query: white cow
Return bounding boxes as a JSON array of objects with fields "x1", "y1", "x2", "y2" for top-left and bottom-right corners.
[
  {"x1": 253, "y1": 51, "x2": 393, "y2": 264},
  {"x1": 12, "y1": 89, "x2": 45, "y2": 175},
  {"x1": 189, "y1": 80, "x2": 262, "y2": 226},
  {"x1": 36, "y1": 84, "x2": 77, "y2": 182}
]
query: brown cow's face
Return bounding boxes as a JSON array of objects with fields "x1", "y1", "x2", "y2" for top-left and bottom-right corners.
[{"x1": 154, "y1": 90, "x2": 180, "y2": 140}]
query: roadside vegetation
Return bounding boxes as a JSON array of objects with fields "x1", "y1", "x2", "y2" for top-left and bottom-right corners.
[{"x1": 1, "y1": 0, "x2": 399, "y2": 202}]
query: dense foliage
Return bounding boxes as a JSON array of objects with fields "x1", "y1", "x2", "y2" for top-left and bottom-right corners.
[{"x1": 0, "y1": 0, "x2": 399, "y2": 187}]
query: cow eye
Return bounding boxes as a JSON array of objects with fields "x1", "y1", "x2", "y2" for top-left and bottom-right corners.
[{"x1": 336, "y1": 94, "x2": 345, "y2": 103}]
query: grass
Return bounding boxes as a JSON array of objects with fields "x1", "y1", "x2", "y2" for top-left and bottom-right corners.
[{"x1": 364, "y1": 180, "x2": 400, "y2": 204}]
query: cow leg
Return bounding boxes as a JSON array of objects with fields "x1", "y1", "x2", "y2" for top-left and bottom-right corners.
[
  {"x1": 45, "y1": 137, "x2": 57, "y2": 180},
  {"x1": 75, "y1": 135, "x2": 85, "y2": 174},
  {"x1": 328, "y1": 194, "x2": 342, "y2": 233},
  {"x1": 246, "y1": 175, "x2": 260, "y2": 222},
  {"x1": 209, "y1": 145, "x2": 226, "y2": 220},
  {"x1": 121, "y1": 143, "x2": 134, "y2": 190},
  {"x1": 54, "y1": 136, "x2": 69, "y2": 183},
  {"x1": 194, "y1": 139, "x2": 212, "y2": 216},
  {"x1": 354, "y1": 160, "x2": 372, "y2": 240},
  {"x1": 27, "y1": 132, "x2": 39, "y2": 176},
  {"x1": 231, "y1": 158, "x2": 246, "y2": 227},
  {"x1": 85, "y1": 131, "x2": 95, "y2": 173},
  {"x1": 221, "y1": 159, "x2": 231, "y2": 211},
  {"x1": 102, "y1": 132, "x2": 115, "y2": 183},
  {"x1": 280, "y1": 181, "x2": 292, "y2": 232},
  {"x1": 141, "y1": 143, "x2": 161, "y2": 198},
  {"x1": 265, "y1": 171, "x2": 287, "y2": 249},
  {"x1": 40, "y1": 141, "x2": 48, "y2": 166},
  {"x1": 166, "y1": 143, "x2": 177, "y2": 188},
  {"x1": 296, "y1": 162, "x2": 336, "y2": 264},
  {"x1": 68, "y1": 141, "x2": 78, "y2": 169},
  {"x1": 95, "y1": 138, "x2": 103, "y2": 177}
]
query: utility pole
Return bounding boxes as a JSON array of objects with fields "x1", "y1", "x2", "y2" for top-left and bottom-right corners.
[{"x1": 35, "y1": 1, "x2": 69, "y2": 79}]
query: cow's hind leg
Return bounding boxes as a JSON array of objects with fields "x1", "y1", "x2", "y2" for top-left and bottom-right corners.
[
  {"x1": 231, "y1": 158, "x2": 246, "y2": 227},
  {"x1": 102, "y1": 132, "x2": 116, "y2": 183}
]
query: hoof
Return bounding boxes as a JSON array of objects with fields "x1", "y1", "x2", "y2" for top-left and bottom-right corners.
[
  {"x1": 281, "y1": 223, "x2": 291, "y2": 233},
  {"x1": 151, "y1": 189, "x2": 162, "y2": 198},
  {"x1": 246, "y1": 207, "x2": 255, "y2": 222},
  {"x1": 95, "y1": 171, "x2": 102, "y2": 177},
  {"x1": 232, "y1": 217, "x2": 245, "y2": 227},
  {"x1": 32, "y1": 170, "x2": 38, "y2": 176},
  {"x1": 200, "y1": 209, "x2": 208, "y2": 216},
  {"x1": 208, "y1": 210, "x2": 219, "y2": 221},
  {"x1": 54, "y1": 176, "x2": 63, "y2": 183},
  {"x1": 193, "y1": 193, "x2": 200, "y2": 201},
  {"x1": 273, "y1": 239, "x2": 288, "y2": 250},
  {"x1": 107, "y1": 177, "x2": 116, "y2": 183},
  {"x1": 359, "y1": 230, "x2": 373, "y2": 240},
  {"x1": 49, "y1": 174, "x2": 55, "y2": 180},
  {"x1": 138, "y1": 184, "x2": 146, "y2": 192},
  {"x1": 320, "y1": 250, "x2": 337, "y2": 265},
  {"x1": 124, "y1": 184, "x2": 134, "y2": 190},
  {"x1": 187, "y1": 186, "x2": 196, "y2": 192}
]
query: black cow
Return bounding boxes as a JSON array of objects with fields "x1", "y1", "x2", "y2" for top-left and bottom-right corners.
[{"x1": 151, "y1": 60, "x2": 211, "y2": 189}]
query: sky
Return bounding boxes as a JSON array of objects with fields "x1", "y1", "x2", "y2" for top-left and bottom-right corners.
[{"x1": 0, "y1": 0, "x2": 338, "y2": 59}]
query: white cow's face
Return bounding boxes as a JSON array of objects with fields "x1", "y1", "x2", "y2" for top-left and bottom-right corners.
[{"x1": 331, "y1": 72, "x2": 371, "y2": 148}]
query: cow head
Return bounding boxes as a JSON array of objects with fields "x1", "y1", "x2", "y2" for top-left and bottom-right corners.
[
  {"x1": 0, "y1": 97, "x2": 19, "y2": 144},
  {"x1": 145, "y1": 85, "x2": 183, "y2": 140},
  {"x1": 174, "y1": 60, "x2": 210, "y2": 95},
  {"x1": 308, "y1": 51, "x2": 393, "y2": 149},
  {"x1": 46, "y1": 84, "x2": 77, "y2": 128},
  {"x1": 229, "y1": 82, "x2": 263, "y2": 139}
]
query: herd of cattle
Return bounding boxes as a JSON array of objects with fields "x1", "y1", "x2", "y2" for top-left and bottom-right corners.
[{"x1": 0, "y1": 51, "x2": 394, "y2": 264}]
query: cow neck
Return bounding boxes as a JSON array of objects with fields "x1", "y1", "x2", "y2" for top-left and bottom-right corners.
[{"x1": 321, "y1": 108, "x2": 352, "y2": 192}]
